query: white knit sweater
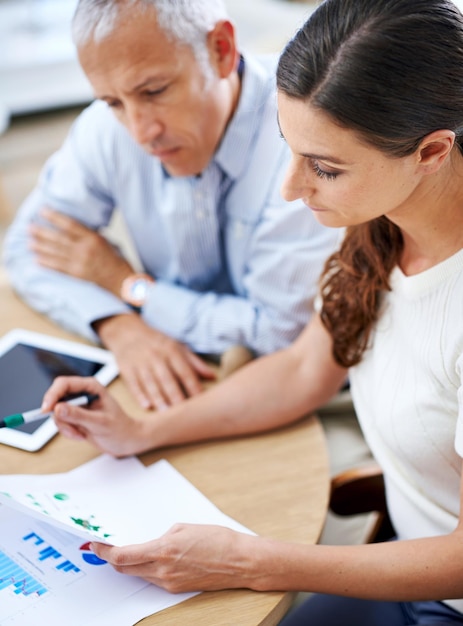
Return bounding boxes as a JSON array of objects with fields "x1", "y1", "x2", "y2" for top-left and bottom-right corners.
[{"x1": 350, "y1": 247, "x2": 463, "y2": 612}]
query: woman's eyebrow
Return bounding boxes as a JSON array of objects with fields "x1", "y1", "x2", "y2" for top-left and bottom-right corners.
[{"x1": 300, "y1": 152, "x2": 350, "y2": 165}]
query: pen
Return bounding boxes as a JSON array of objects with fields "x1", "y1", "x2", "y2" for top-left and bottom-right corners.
[{"x1": 0, "y1": 394, "x2": 99, "y2": 429}]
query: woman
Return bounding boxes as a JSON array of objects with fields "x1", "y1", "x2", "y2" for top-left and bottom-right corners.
[{"x1": 41, "y1": 0, "x2": 463, "y2": 623}]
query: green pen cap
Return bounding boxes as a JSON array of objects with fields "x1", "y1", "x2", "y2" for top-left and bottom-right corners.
[{"x1": 3, "y1": 414, "x2": 24, "y2": 428}]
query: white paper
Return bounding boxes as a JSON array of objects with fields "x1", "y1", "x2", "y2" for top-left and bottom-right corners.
[
  {"x1": 0, "y1": 455, "x2": 254, "y2": 625},
  {"x1": 0, "y1": 456, "x2": 252, "y2": 545}
]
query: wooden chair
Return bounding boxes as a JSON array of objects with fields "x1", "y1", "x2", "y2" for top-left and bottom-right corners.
[{"x1": 329, "y1": 462, "x2": 395, "y2": 543}]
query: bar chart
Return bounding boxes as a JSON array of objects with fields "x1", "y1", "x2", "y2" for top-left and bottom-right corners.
[
  {"x1": 0, "y1": 525, "x2": 85, "y2": 623},
  {"x1": 23, "y1": 531, "x2": 82, "y2": 574},
  {"x1": 0, "y1": 549, "x2": 48, "y2": 597}
]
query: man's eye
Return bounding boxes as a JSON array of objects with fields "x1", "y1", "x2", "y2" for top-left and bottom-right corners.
[
  {"x1": 144, "y1": 87, "x2": 167, "y2": 97},
  {"x1": 105, "y1": 101, "x2": 122, "y2": 110}
]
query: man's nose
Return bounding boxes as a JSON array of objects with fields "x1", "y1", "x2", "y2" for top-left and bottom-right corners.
[{"x1": 126, "y1": 105, "x2": 162, "y2": 145}]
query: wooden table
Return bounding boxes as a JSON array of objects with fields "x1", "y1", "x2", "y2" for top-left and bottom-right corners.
[{"x1": 0, "y1": 280, "x2": 330, "y2": 626}]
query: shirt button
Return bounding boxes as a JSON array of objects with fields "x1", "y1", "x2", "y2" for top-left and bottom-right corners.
[{"x1": 234, "y1": 222, "x2": 244, "y2": 238}]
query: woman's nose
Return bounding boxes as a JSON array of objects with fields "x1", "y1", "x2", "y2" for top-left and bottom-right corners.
[{"x1": 281, "y1": 159, "x2": 312, "y2": 202}]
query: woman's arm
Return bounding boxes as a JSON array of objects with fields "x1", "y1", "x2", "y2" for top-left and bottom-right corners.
[
  {"x1": 42, "y1": 314, "x2": 347, "y2": 456},
  {"x1": 91, "y1": 476, "x2": 463, "y2": 600},
  {"x1": 45, "y1": 311, "x2": 463, "y2": 603}
]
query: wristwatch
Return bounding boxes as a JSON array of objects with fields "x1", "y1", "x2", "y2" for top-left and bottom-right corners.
[{"x1": 120, "y1": 273, "x2": 155, "y2": 309}]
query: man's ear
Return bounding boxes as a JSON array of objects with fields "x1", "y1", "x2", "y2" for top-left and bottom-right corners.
[
  {"x1": 417, "y1": 129, "x2": 455, "y2": 174},
  {"x1": 207, "y1": 20, "x2": 239, "y2": 78}
]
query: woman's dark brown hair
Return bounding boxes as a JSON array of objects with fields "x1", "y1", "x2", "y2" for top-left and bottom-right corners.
[{"x1": 277, "y1": 0, "x2": 463, "y2": 367}]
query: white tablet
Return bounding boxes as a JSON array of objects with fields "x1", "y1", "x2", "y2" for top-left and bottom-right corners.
[{"x1": 0, "y1": 329, "x2": 118, "y2": 452}]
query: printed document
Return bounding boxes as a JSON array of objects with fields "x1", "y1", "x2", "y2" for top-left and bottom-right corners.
[{"x1": 0, "y1": 455, "x2": 253, "y2": 625}]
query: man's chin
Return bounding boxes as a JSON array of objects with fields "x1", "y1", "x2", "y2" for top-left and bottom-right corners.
[
  {"x1": 160, "y1": 163, "x2": 198, "y2": 177},
  {"x1": 146, "y1": 145, "x2": 209, "y2": 177},
  {"x1": 159, "y1": 157, "x2": 208, "y2": 178}
]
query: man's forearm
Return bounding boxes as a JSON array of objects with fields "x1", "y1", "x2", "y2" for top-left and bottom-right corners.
[{"x1": 92, "y1": 313, "x2": 142, "y2": 346}]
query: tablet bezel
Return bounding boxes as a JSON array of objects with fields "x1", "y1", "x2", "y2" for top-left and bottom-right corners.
[{"x1": 0, "y1": 328, "x2": 118, "y2": 452}]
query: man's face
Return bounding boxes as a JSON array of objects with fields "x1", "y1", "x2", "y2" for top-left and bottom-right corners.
[{"x1": 78, "y1": 10, "x2": 236, "y2": 176}]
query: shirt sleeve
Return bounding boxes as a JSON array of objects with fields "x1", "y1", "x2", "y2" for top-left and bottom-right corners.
[
  {"x1": 2, "y1": 105, "x2": 131, "y2": 343},
  {"x1": 142, "y1": 189, "x2": 341, "y2": 356},
  {"x1": 4, "y1": 96, "x2": 340, "y2": 356}
]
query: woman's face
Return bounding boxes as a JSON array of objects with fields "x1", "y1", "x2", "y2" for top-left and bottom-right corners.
[{"x1": 277, "y1": 92, "x2": 423, "y2": 229}]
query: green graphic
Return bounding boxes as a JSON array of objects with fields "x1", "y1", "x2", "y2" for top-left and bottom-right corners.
[
  {"x1": 53, "y1": 493, "x2": 70, "y2": 501},
  {"x1": 70, "y1": 515, "x2": 112, "y2": 538},
  {"x1": 26, "y1": 493, "x2": 49, "y2": 515}
]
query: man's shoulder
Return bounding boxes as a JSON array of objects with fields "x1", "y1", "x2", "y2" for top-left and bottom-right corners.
[
  {"x1": 252, "y1": 52, "x2": 280, "y2": 74},
  {"x1": 242, "y1": 52, "x2": 279, "y2": 87}
]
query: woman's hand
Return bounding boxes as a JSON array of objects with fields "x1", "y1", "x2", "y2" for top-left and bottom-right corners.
[
  {"x1": 91, "y1": 523, "x2": 261, "y2": 593},
  {"x1": 41, "y1": 376, "x2": 149, "y2": 456}
]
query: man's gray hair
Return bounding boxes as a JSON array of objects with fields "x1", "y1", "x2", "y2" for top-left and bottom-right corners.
[{"x1": 72, "y1": 0, "x2": 230, "y2": 74}]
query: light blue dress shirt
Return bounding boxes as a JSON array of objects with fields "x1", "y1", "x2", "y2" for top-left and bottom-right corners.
[{"x1": 3, "y1": 54, "x2": 339, "y2": 356}]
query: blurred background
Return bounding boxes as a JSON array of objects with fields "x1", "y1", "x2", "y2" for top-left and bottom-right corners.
[
  {"x1": 0, "y1": 0, "x2": 316, "y2": 245},
  {"x1": 3, "y1": 0, "x2": 463, "y2": 244}
]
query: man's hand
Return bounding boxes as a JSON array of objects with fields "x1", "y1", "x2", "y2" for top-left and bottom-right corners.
[
  {"x1": 94, "y1": 314, "x2": 216, "y2": 410},
  {"x1": 29, "y1": 207, "x2": 134, "y2": 295}
]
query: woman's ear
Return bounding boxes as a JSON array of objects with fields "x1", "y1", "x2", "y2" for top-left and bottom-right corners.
[
  {"x1": 417, "y1": 129, "x2": 455, "y2": 174},
  {"x1": 207, "y1": 20, "x2": 239, "y2": 78}
]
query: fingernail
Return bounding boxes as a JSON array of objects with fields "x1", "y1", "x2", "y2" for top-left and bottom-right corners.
[{"x1": 41, "y1": 397, "x2": 51, "y2": 411}]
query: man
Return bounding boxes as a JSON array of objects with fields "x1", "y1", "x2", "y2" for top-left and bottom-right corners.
[{"x1": 3, "y1": 0, "x2": 339, "y2": 410}]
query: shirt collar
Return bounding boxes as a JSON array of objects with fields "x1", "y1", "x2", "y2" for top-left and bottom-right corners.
[{"x1": 214, "y1": 53, "x2": 277, "y2": 181}]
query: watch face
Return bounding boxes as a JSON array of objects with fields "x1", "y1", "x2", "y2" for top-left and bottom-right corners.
[
  {"x1": 121, "y1": 274, "x2": 154, "y2": 308},
  {"x1": 131, "y1": 279, "x2": 148, "y2": 303}
]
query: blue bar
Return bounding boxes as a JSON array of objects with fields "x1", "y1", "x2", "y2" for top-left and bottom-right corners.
[
  {"x1": 0, "y1": 564, "x2": 23, "y2": 583},
  {"x1": 23, "y1": 580, "x2": 42, "y2": 595},
  {"x1": 23, "y1": 532, "x2": 44, "y2": 545},
  {"x1": 56, "y1": 560, "x2": 80, "y2": 573},
  {"x1": 0, "y1": 550, "x2": 48, "y2": 597},
  {"x1": 0, "y1": 578, "x2": 14, "y2": 591},
  {"x1": 14, "y1": 574, "x2": 35, "y2": 594},
  {"x1": 0, "y1": 553, "x2": 10, "y2": 565},
  {"x1": 13, "y1": 574, "x2": 31, "y2": 589},
  {"x1": 38, "y1": 546, "x2": 61, "y2": 561}
]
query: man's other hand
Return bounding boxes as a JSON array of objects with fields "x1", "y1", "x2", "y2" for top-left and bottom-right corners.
[
  {"x1": 94, "y1": 314, "x2": 216, "y2": 410},
  {"x1": 29, "y1": 207, "x2": 134, "y2": 295}
]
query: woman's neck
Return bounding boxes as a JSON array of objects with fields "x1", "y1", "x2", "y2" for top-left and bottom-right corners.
[{"x1": 394, "y1": 155, "x2": 463, "y2": 275}]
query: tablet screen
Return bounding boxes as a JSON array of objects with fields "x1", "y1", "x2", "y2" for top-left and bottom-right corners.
[
  {"x1": 0, "y1": 343, "x2": 105, "y2": 434},
  {"x1": 0, "y1": 329, "x2": 118, "y2": 451}
]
